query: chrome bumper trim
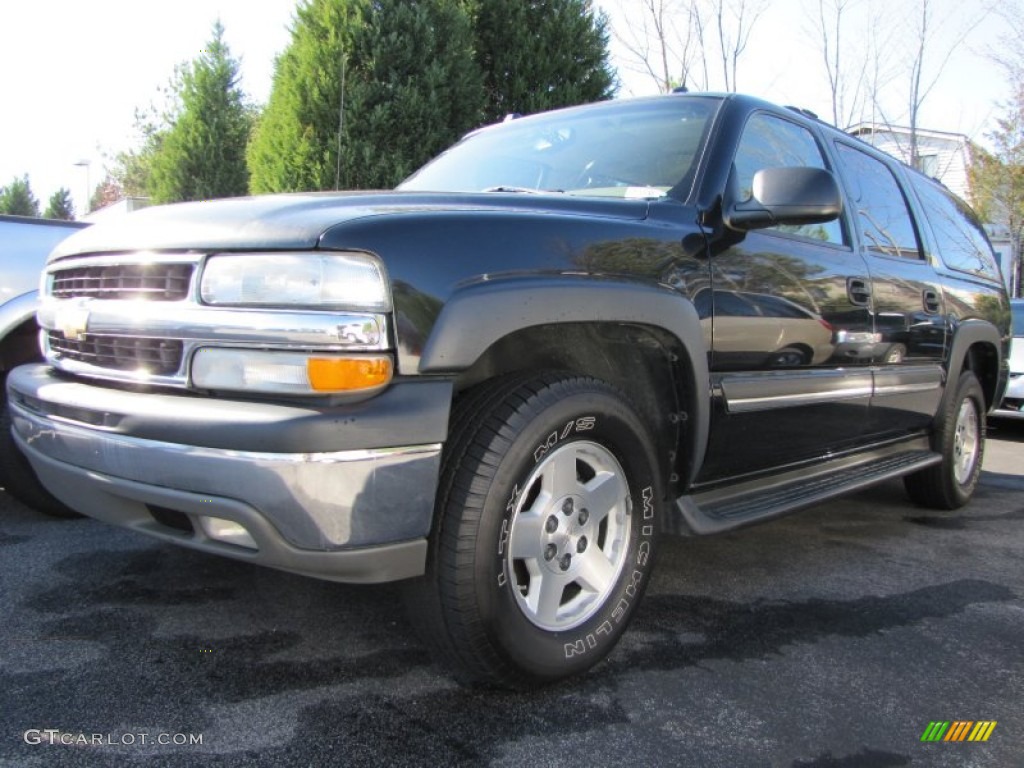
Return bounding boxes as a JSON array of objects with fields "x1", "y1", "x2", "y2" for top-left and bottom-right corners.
[
  {"x1": 39, "y1": 300, "x2": 389, "y2": 388},
  {"x1": 10, "y1": 401, "x2": 440, "y2": 580}
]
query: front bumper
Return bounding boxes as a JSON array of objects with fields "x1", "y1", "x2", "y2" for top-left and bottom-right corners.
[{"x1": 7, "y1": 364, "x2": 451, "y2": 583}]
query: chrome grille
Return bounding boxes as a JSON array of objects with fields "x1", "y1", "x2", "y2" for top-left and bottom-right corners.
[
  {"x1": 51, "y1": 263, "x2": 194, "y2": 301},
  {"x1": 47, "y1": 332, "x2": 183, "y2": 375}
]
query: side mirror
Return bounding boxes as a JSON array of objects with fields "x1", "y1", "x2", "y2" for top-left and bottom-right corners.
[{"x1": 724, "y1": 166, "x2": 843, "y2": 232}]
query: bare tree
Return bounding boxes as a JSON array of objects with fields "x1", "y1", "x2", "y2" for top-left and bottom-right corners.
[
  {"x1": 904, "y1": 0, "x2": 936, "y2": 168},
  {"x1": 990, "y1": 0, "x2": 1024, "y2": 82},
  {"x1": 710, "y1": 0, "x2": 767, "y2": 93},
  {"x1": 611, "y1": 0, "x2": 766, "y2": 94},
  {"x1": 869, "y1": 0, "x2": 989, "y2": 168},
  {"x1": 807, "y1": 0, "x2": 869, "y2": 127},
  {"x1": 612, "y1": 0, "x2": 709, "y2": 93}
]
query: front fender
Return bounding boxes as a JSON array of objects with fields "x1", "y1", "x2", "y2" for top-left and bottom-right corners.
[{"x1": 418, "y1": 275, "x2": 711, "y2": 481}]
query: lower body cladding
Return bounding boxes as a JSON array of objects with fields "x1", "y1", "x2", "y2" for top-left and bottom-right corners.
[{"x1": 6, "y1": 365, "x2": 449, "y2": 583}]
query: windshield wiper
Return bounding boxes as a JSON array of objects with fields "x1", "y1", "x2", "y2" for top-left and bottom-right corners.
[{"x1": 481, "y1": 186, "x2": 562, "y2": 194}]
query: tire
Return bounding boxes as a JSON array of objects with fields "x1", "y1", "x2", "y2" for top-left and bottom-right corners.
[
  {"x1": 904, "y1": 370, "x2": 985, "y2": 510},
  {"x1": 406, "y1": 373, "x2": 662, "y2": 688},
  {"x1": 769, "y1": 346, "x2": 807, "y2": 368},
  {"x1": 0, "y1": 385, "x2": 80, "y2": 518},
  {"x1": 883, "y1": 344, "x2": 906, "y2": 364}
]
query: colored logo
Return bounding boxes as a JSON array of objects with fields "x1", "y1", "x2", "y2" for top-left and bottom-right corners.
[{"x1": 920, "y1": 721, "x2": 997, "y2": 742}]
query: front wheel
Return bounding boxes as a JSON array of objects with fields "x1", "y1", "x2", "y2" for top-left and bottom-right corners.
[
  {"x1": 904, "y1": 370, "x2": 985, "y2": 509},
  {"x1": 407, "y1": 373, "x2": 662, "y2": 688}
]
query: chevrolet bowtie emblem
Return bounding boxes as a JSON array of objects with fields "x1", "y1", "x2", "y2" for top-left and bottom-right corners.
[{"x1": 56, "y1": 304, "x2": 91, "y2": 341}]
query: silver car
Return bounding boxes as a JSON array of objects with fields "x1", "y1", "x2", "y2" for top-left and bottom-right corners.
[
  {"x1": 1, "y1": 214, "x2": 88, "y2": 514},
  {"x1": 996, "y1": 298, "x2": 1024, "y2": 418}
]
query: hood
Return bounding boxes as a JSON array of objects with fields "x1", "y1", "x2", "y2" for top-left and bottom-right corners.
[{"x1": 49, "y1": 191, "x2": 651, "y2": 263}]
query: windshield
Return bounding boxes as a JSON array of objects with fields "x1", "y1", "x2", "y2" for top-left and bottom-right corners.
[{"x1": 399, "y1": 96, "x2": 721, "y2": 201}]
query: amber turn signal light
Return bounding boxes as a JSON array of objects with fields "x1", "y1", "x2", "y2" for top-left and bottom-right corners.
[{"x1": 306, "y1": 356, "x2": 393, "y2": 392}]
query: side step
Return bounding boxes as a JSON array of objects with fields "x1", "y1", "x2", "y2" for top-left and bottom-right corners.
[{"x1": 673, "y1": 447, "x2": 942, "y2": 536}]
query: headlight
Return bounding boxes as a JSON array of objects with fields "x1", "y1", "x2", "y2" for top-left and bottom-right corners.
[
  {"x1": 200, "y1": 252, "x2": 390, "y2": 310},
  {"x1": 191, "y1": 348, "x2": 393, "y2": 395}
]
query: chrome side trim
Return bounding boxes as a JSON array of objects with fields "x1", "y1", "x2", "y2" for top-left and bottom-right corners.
[
  {"x1": 721, "y1": 371, "x2": 874, "y2": 414},
  {"x1": 872, "y1": 365, "x2": 944, "y2": 398},
  {"x1": 720, "y1": 365, "x2": 944, "y2": 414}
]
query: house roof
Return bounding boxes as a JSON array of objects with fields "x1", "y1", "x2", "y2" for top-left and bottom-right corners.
[{"x1": 847, "y1": 122, "x2": 972, "y2": 145}]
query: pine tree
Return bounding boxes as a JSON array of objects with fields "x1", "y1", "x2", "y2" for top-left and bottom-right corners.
[
  {"x1": 44, "y1": 188, "x2": 75, "y2": 220},
  {"x1": 474, "y1": 0, "x2": 616, "y2": 123},
  {"x1": 248, "y1": 0, "x2": 484, "y2": 193},
  {"x1": 89, "y1": 176, "x2": 124, "y2": 213},
  {"x1": 0, "y1": 175, "x2": 41, "y2": 217},
  {"x1": 148, "y1": 21, "x2": 253, "y2": 203},
  {"x1": 110, "y1": 105, "x2": 168, "y2": 200}
]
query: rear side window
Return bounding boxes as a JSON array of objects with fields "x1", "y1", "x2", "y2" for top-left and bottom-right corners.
[
  {"x1": 733, "y1": 113, "x2": 844, "y2": 244},
  {"x1": 909, "y1": 175, "x2": 1000, "y2": 280},
  {"x1": 834, "y1": 143, "x2": 922, "y2": 259}
]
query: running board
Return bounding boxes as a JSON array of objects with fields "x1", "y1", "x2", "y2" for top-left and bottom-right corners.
[{"x1": 672, "y1": 447, "x2": 942, "y2": 536}]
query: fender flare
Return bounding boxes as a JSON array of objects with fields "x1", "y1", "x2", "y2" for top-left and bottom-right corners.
[
  {"x1": 944, "y1": 318, "x2": 1006, "y2": 411},
  {"x1": 0, "y1": 291, "x2": 39, "y2": 348},
  {"x1": 418, "y1": 275, "x2": 711, "y2": 482}
]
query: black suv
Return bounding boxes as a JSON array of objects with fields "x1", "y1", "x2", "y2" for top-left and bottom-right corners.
[{"x1": 7, "y1": 93, "x2": 1010, "y2": 687}]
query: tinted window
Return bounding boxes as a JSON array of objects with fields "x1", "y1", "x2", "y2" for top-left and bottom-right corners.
[
  {"x1": 733, "y1": 113, "x2": 844, "y2": 244},
  {"x1": 752, "y1": 294, "x2": 814, "y2": 319},
  {"x1": 401, "y1": 98, "x2": 720, "y2": 201},
  {"x1": 835, "y1": 143, "x2": 921, "y2": 259},
  {"x1": 1012, "y1": 302, "x2": 1024, "y2": 336},
  {"x1": 909, "y1": 175, "x2": 1000, "y2": 279},
  {"x1": 715, "y1": 291, "x2": 761, "y2": 317},
  {"x1": 709, "y1": 290, "x2": 814, "y2": 319}
]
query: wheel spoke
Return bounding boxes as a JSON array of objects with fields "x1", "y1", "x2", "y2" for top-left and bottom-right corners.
[
  {"x1": 541, "y1": 443, "x2": 579, "y2": 496},
  {"x1": 575, "y1": 548, "x2": 616, "y2": 594},
  {"x1": 583, "y1": 470, "x2": 626, "y2": 523},
  {"x1": 509, "y1": 511, "x2": 545, "y2": 559},
  {"x1": 530, "y1": 573, "x2": 566, "y2": 625}
]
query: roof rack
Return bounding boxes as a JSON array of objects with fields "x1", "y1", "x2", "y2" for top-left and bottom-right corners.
[{"x1": 785, "y1": 105, "x2": 819, "y2": 120}]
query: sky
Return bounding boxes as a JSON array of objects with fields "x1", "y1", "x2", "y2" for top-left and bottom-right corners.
[{"x1": 0, "y1": 0, "x2": 1011, "y2": 217}]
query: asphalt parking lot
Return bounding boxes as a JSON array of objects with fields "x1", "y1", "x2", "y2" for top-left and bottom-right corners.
[{"x1": 1, "y1": 421, "x2": 1022, "y2": 767}]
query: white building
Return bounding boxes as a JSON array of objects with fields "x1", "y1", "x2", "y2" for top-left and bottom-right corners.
[{"x1": 81, "y1": 196, "x2": 151, "y2": 224}]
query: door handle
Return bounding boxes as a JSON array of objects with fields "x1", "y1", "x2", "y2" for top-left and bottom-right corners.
[
  {"x1": 922, "y1": 287, "x2": 941, "y2": 314},
  {"x1": 847, "y1": 277, "x2": 872, "y2": 307}
]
